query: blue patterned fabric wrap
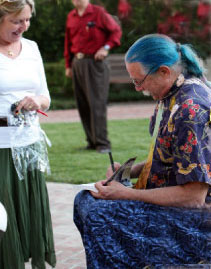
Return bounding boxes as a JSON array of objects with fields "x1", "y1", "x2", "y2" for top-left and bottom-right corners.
[
  {"x1": 73, "y1": 76, "x2": 211, "y2": 268},
  {"x1": 74, "y1": 191, "x2": 211, "y2": 268}
]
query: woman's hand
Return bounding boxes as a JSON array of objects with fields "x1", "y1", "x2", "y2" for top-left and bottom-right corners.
[
  {"x1": 16, "y1": 96, "x2": 49, "y2": 112},
  {"x1": 90, "y1": 180, "x2": 131, "y2": 200}
]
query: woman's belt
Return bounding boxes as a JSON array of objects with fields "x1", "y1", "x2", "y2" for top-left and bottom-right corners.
[
  {"x1": 0, "y1": 117, "x2": 8, "y2": 127},
  {"x1": 75, "y1": 53, "x2": 94, "y2": 59}
]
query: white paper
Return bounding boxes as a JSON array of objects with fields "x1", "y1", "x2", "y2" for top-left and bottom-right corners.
[{"x1": 75, "y1": 183, "x2": 98, "y2": 193}]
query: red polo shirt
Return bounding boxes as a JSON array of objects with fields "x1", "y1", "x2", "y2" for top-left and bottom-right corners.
[{"x1": 64, "y1": 3, "x2": 122, "y2": 68}]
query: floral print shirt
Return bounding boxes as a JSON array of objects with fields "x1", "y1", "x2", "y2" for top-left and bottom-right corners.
[{"x1": 147, "y1": 76, "x2": 211, "y2": 201}]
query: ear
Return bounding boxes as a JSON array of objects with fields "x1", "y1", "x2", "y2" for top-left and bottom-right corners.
[{"x1": 157, "y1": 66, "x2": 171, "y2": 77}]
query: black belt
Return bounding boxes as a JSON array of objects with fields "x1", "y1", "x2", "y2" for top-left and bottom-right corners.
[
  {"x1": 75, "y1": 53, "x2": 94, "y2": 59},
  {"x1": 0, "y1": 117, "x2": 8, "y2": 127}
]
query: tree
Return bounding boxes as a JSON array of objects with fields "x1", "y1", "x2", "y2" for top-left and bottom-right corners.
[
  {"x1": 25, "y1": 0, "x2": 72, "y2": 61},
  {"x1": 24, "y1": 0, "x2": 210, "y2": 62}
]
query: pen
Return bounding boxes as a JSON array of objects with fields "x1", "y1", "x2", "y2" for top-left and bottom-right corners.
[
  {"x1": 108, "y1": 151, "x2": 115, "y2": 172},
  {"x1": 103, "y1": 151, "x2": 116, "y2": 186},
  {"x1": 37, "y1": 109, "x2": 48, "y2": 117}
]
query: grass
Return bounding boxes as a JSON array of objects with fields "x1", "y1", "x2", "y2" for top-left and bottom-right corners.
[
  {"x1": 49, "y1": 86, "x2": 153, "y2": 110},
  {"x1": 42, "y1": 118, "x2": 151, "y2": 184}
]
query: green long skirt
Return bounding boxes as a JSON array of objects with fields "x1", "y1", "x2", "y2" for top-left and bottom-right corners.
[{"x1": 0, "y1": 148, "x2": 56, "y2": 269}]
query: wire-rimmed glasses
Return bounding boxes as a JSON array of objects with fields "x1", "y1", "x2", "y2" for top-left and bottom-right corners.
[{"x1": 131, "y1": 67, "x2": 154, "y2": 87}]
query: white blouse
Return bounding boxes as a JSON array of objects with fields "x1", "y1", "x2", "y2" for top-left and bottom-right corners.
[{"x1": 0, "y1": 38, "x2": 50, "y2": 148}]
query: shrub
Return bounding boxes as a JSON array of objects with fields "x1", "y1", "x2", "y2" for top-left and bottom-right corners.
[
  {"x1": 45, "y1": 61, "x2": 152, "y2": 110},
  {"x1": 44, "y1": 60, "x2": 73, "y2": 95},
  {"x1": 24, "y1": 0, "x2": 210, "y2": 62}
]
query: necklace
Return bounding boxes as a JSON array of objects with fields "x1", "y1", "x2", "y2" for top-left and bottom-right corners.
[{"x1": 8, "y1": 50, "x2": 14, "y2": 57}]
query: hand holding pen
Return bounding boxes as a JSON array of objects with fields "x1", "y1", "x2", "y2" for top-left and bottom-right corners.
[
  {"x1": 11, "y1": 100, "x2": 48, "y2": 117},
  {"x1": 104, "y1": 151, "x2": 121, "y2": 186},
  {"x1": 104, "y1": 154, "x2": 136, "y2": 187}
]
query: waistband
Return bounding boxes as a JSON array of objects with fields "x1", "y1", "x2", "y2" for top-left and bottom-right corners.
[
  {"x1": 0, "y1": 117, "x2": 8, "y2": 127},
  {"x1": 75, "y1": 53, "x2": 94, "y2": 59}
]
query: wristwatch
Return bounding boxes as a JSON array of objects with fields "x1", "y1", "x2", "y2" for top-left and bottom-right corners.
[{"x1": 104, "y1": 44, "x2": 110, "y2": 51}]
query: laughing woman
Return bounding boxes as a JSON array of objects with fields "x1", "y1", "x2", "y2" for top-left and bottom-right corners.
[{"x1": 0, "y1": 0, "x2": 56, "y2": 268}]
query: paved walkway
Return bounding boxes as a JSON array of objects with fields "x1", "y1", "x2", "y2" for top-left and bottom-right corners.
[
  {"x1": 26, "y1": 101, "x2": 156, "y2": 269},
  {"x1": 39, "y1": 101, "x2": 156, "y2": 124}
]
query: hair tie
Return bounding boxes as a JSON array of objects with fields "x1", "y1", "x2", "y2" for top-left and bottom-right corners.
[{"x1": 176, "y1": 43, "x2": 181, "y2": 52}]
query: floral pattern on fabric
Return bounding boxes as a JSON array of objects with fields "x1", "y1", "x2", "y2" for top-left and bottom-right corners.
[
  {"x1": 73, "y1": 76, "x2": 211, "y2": 269},
  {"x1": 148, "y1": 77, "x2": 211, "y2": 191}
]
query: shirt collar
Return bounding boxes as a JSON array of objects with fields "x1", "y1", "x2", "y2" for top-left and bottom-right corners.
[
  {"x1": 73, "y1": 3, "x2": 94, "y2": 16},
  {"x1": 161, "y1": 73, "x2": 185, "y2": 101}
]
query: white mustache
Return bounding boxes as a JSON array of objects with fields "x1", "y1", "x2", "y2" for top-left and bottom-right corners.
[{"x1": 142, "y1": 90, "x2": 150, "y2": 96}]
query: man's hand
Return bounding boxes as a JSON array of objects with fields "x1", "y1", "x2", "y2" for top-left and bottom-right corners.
[
  {"x1": 94, "y1": 47, "x2": 109, "y2": 61},
  {"x1": 90, "y1": 180, "x2": 209, "y2": 208},
  {"x1": 65, "y1": 67, "x2": 73, "y2": 78},
  {"x1": 106, "y1": 162, "x2": 121, "y2": 179},
  {"x1": 91, "y1": 180, "x2": 131, "y2": 200}
]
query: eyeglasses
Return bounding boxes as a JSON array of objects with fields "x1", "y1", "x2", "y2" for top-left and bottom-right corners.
[{"x1": 131, "y1": 67, "x2": 154, "y2": 87}]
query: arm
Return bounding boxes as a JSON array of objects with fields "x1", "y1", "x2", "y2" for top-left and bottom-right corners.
[
  {"x1": 94, "y1": 9, "x2": 122, "y2": 60},
  {"x1": 92, "y1": 180, "x2": 209, "y2": 208},
  {"x1": 64, "y1": 15, "x2": 74, "y2": 71},
  {"x1": 130, "y1": 161, "x2": 146, "y2": 178},
  {"x1": 100, "y1": 12, "x2": 122, "y2": 49},
  {"x1": 17, "y1": 41, "x2": 50, "y2": 112}
]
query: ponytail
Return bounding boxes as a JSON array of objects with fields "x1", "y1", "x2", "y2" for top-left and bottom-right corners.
[{"x1": 178, "y1": 44, "x2": 204, "y2": 77}]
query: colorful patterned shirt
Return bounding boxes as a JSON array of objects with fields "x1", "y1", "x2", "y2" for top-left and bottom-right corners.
[{"x1": 147, "y1": 76, "x2": 211, "y2": 201}]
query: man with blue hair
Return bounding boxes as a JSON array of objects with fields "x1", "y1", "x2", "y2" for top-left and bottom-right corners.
[{"x1": 73, "y1": 34, "x2": 211, "y2": 268}]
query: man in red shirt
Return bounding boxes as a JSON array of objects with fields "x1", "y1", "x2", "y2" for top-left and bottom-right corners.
[{"x1": 64, "y1": 0, "x2": 122, "y2": 153}]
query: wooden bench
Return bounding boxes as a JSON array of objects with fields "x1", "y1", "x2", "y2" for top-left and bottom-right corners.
[
  {"x1": 108, "y1": 55, "x2": 211, "y2": 83},
  {"x1": 107, "y1": 53, "x2": 131, "y2": 84}
]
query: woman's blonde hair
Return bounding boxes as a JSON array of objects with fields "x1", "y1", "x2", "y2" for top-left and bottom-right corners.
[{"x1": 0, "y1": 0, "x2": 35, "y2": 22}]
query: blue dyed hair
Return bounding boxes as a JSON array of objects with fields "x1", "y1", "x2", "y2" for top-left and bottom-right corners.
[{"x1": 125, "y1": 34, "x2": 204, "y2": 77}]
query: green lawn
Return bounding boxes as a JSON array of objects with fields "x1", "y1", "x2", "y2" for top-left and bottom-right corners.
[{"x1": 42, "y1": 118, "x2": 151, "y2": 184}]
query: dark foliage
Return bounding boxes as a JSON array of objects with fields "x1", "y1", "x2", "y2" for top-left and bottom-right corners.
[
  {"x1": 24, "y1": 0, "x2": 210, "y2": 62},
  {"x1": 25, "y1": 0, "x2": 210, "y2": 109}
]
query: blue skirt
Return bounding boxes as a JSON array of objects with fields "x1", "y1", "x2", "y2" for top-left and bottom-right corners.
[{"x1": 74, "y1": 191, "x2": 211, "y2": 269}]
